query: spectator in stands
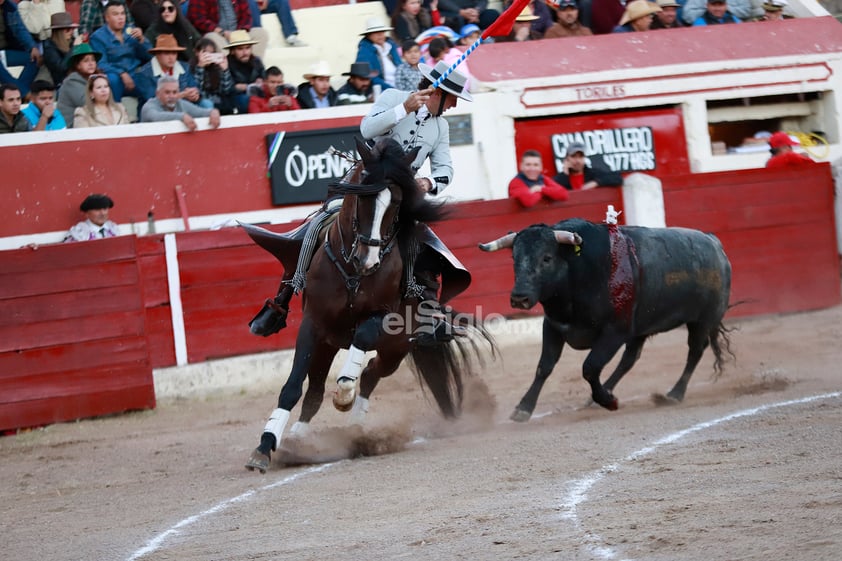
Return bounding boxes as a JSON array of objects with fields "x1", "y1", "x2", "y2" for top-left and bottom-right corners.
[
  {"x1": 18, "y1": 0, "x2": 67, "y2": 50},
  {"x1": 225, "y1": 29, "x2": 264, "y2": 113},
  {"x1": 685, "y1": 0, "x2": 745, "y2": 25},
  {"x1": 499, "y1": 5, "x2": 541, "y2": 41},
  {"x1": 613, "y1": 0, "x2": 660, "y2": 32},
  {"x1": 0, "y1": 83, "x2": 32, "y2": 133},
  {"x1": 79, "y1": 0, "x2": 137, "y2": 36},
  {"x1": 426, "y1": 36, "x2": 473, "y2": 89},
  {"x1": 296, "y1": 60, "x2": 337, "y2": 109},
  {"x1": 457, "y1": 22, "x2": 479, "y2": 45},
  {"x1": 22, "y1": 79, "x2": 66, "y2": 130},
  {"x1": 437, "y1": 0, "x2": 498, "y2": 33},
  {"x1": 42, "y1": 12, "x2": 78, "y2": 87},
  {"x1": 73, "y1": 73, "x2": 130, "y2": 126},
  {"x1": 57, "y1": 42, "x2": 102, "y2": 125},
  {"x1": 135, "y1": 34, "x2": 203, "y2": 107},
  {"x1": 395, "y1": 39, "x2": 423, "y2": 91},
  {"x1": 65, "y1": 194, "x2": 120, "y2": 241},
  {"x1": 336, "y1": 62, "x2": 375, "y2": 105},
  {"x1": 766, "y1": 132, "x2": 814, "y2": 168},
  {"x1": 356, "y1": 17, "x2": 402, "y2": 91},
  {"x1": 544, "y1": 0, "x2": 593, "y2": 38},
  {"x1": 0, "y1": 0, "x2": 42, "y2": 97},
  {"x1": 191, "y1": 37, "x2": 236, "y2": 113},
  {"x1": 146, "y1": 0, "x2": 201, "y2": 61},
  {"x1": 248, "y1": 65, "x2": 298, "y2": 112},
  {"x1": 553, "y1": 142, "x2": 623, "y2": 190},
  {"x1": 141, "y1": 74, "x2": 220, "y2": 128},
  {"x1": 259, "y1": 0, "x2": 306, "y2": 47},
  {"x1": 392, "y1": 0, "x2": 436, "y2": 42},
  {"x1": 89, "y1": 1, "x2": 152, "y2": 102},
  {"x1": 504, "y1": 0, "x2": 553, "y2": 38},
  {"x1": 187, "y1": 0, "x2": 267, "y2": 58},
  {"x1": 651, "y1": 0, "x2": 685, "y2": 28},
  {"x1": 589, "y1": 0, "x2": 625, "y2": 34},
  {"x1": 757, "y1": 0, "x2": 788, "y2": 20},
  {"x1": 509, "y1": 150, "x2": 570, "y2": 208},
  {"x1": 130, "y1": 0, "x2": 159, "y2": 33}
]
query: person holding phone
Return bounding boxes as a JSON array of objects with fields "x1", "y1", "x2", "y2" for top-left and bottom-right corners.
[
  {"x1": 145, "y1": 0, "x2": 202, "y2": 62},
  {"x1": 248, "y1": 65, "x2": 299, "y2": 112},
  {"x1": 190, "y1": 37, "x2": 237, "y2": 114}
]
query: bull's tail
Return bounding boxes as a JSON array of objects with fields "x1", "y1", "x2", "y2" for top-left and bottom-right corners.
[
  {"x1": 710, "y1": 321, "x2": 736, "y2": 379},
  {"x1": 408, "y1": 319, "x2": 497, "y2": 418}
]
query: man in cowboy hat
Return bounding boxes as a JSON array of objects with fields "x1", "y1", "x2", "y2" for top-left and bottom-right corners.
[
  {"x1": 135, "y1": 34, "x2": 202, "y2": 107},
  {"x1": 296, "y1": 60, "x2": 337, "y2": 109},
  {"x1": 250, "y1": 61, "x2": 473, "y2": 345},
  {"x1": 225, "y1": 29, "x2": 265, "y2": 113},
  {"x1": 336, "y1": 61, "x2": 375, "y2": 106},
  {"x1": 612, "y1": 0, "x2": 661, "y2": 32},
  {"x1": 64, "y1": 194, "x2": 120, "y2": 242},
  {"x1": 501, "y1": 5, "x2": 540, "y2": 41},
  {"x1": 651, "y1": 0, "x2": 685, "y2": 28}
]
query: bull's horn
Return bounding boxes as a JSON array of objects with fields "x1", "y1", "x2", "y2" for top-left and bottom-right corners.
[
  {"x1": 478, "y1": 233, "x2": 516, "y2": 252},
  {"x1": 554, "y1": 230, "x2": 583, "y2": 245}
]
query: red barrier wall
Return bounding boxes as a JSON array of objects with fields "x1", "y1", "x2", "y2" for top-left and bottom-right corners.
[
  {"x1": 1, "y1": 164, "x2": 838, "y2": 431},
  {"x1": 0, "y1": 237, "x2": 155, "y2": 432}
]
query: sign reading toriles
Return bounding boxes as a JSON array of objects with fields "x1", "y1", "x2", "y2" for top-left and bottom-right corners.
[
  {"x1": 551, "y1": 126, "x2": 655, "y2": 174},
  {"x1": 266, "y1": 127, "x2": 359, "y2": 205}
]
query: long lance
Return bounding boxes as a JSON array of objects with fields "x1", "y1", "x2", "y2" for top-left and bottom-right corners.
[{"x1": 431, "y1": 0, "x2": 532, "y2": 90}]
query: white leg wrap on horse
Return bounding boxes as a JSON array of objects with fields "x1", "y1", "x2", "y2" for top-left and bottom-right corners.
[
  {"x1": 349, "y1": 396, "x2": 370, "y2": 425},
  {"x1": 338, "y1": 345, "x2": 366, "y2": 382},
  {"x1": 289, "y1": 421, "x2": 310, "y2": 436},
  {"x1": 263, "y1": 408, "x2": 290, "y2": 449}
]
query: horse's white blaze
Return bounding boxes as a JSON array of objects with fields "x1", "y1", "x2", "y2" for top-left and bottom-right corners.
[
  {"x1": 361, "y1": 189, "x2": 391, "y2": 271},
  {"x1": 263, "y1": 408, "x2": 290, "y2": 448}
]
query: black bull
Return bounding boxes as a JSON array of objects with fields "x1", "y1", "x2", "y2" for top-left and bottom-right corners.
[{"x1": 480, "y1": 218, "x2": 733, "y2": 421}]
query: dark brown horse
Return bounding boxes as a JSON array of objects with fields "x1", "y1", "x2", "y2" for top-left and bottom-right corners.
[{"x1": 243, "y1": 138, "x2": 491, "y2": 473}]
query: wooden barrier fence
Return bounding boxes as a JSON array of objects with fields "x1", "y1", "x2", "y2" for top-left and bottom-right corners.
[{"x1": 1, "y1": 164, "x2": 838, "y2": 432}]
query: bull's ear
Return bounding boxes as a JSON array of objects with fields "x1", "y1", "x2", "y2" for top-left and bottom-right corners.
[
  {"x1": 479, "y1": 232, "x2": 516, "y2": 252},
  {"x1": 356, "y1": 137, "x2": 374, "y2": 166},
  {"x1": 553, "y1": 230, "x2": 582, "y2": 246}
]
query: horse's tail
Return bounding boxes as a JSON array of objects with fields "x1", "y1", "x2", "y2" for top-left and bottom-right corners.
[{"x1": 407, "y1": 320, "x2": 497, "y2": 418}]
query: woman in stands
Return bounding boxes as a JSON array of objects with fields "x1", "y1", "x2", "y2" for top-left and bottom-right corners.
[
  {"x1": 145, "y1": 0, "x2": 202, "y2": 63},
  {"x1": 190, "y1": 38, "x2": 237, "y2": 115},
  {"x1": 56, "y1": 43, "x2": 102, "y2": 127},
  {"x1": 73, "y1": 74, "x2": 130, "y2": 127},
  {"x1": 42, "y1": 13, "x2": 79, "y2": 88}
]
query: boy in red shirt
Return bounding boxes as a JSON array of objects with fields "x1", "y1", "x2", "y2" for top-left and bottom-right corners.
[{"x1": 766, "y1": 131, "x2": 814, "y2": 168}]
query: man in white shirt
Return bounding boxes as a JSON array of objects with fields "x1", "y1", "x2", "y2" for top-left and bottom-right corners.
[{"x1": 64, "y1": 194, "x2": 120, "y2": 242}]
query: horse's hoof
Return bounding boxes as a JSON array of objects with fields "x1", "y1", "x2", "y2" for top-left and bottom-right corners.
[
  {"x1": 510, "y1": 408, "x2": 532, "y2": 423},
  {"x1": 245, "y1": 450, "x2": 270, "y2": 473},
  {"x1": 333, "y1": 378, "x2": 356, "y2": 412},
  {"x1": 653, "y1": 392, "x2": 682, "y2": 406}
]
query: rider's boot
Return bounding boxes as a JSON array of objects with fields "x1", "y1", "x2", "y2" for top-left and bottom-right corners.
[
  {"x1": 411, "y1": 272, "x2": 467, "y2": 347},
  {"x1": 249, "y1": 284, "x2": 295, "y2": 336}
]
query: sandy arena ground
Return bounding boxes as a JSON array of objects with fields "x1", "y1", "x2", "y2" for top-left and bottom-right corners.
[{"x1": 2, "y1": 304, "x2": 841, "y2": 561}]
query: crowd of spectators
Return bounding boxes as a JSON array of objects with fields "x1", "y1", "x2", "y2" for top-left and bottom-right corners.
[{"x1": 0, "y1": 0, "x2": 804, "y2": 134}]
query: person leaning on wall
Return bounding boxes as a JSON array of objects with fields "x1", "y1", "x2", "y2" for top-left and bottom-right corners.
[{"x1": 64, "y1": 194, "x2": 120, "y2": 242}]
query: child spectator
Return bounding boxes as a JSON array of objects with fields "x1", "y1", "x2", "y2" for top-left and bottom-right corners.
[
  {"x1": 73, "y1": 73, "x2": 130, "y2": 126},
  {"x1": 394, "y1": 39, "x2": 423, "y2": 91},
  {"x1": 356, "y1": 17, "x2": 402, "y2": 90},
  {"x1": 191, "y1": 37, "x2": 236, "y2": 114},
  {"x1": 509, "y1": 150, "x2": 570, "y2": 207},
  {"x1": 225, "y1": 29, "x2": 265, "y2": 113},
  {"x1": 248, "y1": 65, "x2": 299, "y2": 112},
  {"x1": 22, "y1": 79, "x2": 66, "y2": 130},
  {"x1": 64, "y1": 194, "x2": 120, "y2": 242}
]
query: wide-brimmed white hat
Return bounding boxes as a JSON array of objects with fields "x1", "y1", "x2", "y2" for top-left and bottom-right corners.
[
  {"x1": 360, "y1": 17, "x2": 393, "y2": 35},
  {"x1": 226, "y1": 29, "x2": 258, "y2": 48},
  {"x1": 303, "y1": 60, "x2": 332, "y2": 79},
  {"x1": 419, "y1": 61, "x2": 472, "y2": 102},
  {"x1": 619, "y1": 0, "x2": 661, "y2": 25}
]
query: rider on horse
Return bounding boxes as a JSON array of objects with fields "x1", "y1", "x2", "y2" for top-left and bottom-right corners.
[{"x1": 251, "y1": 61, "x2": 473, "y2": 346}]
